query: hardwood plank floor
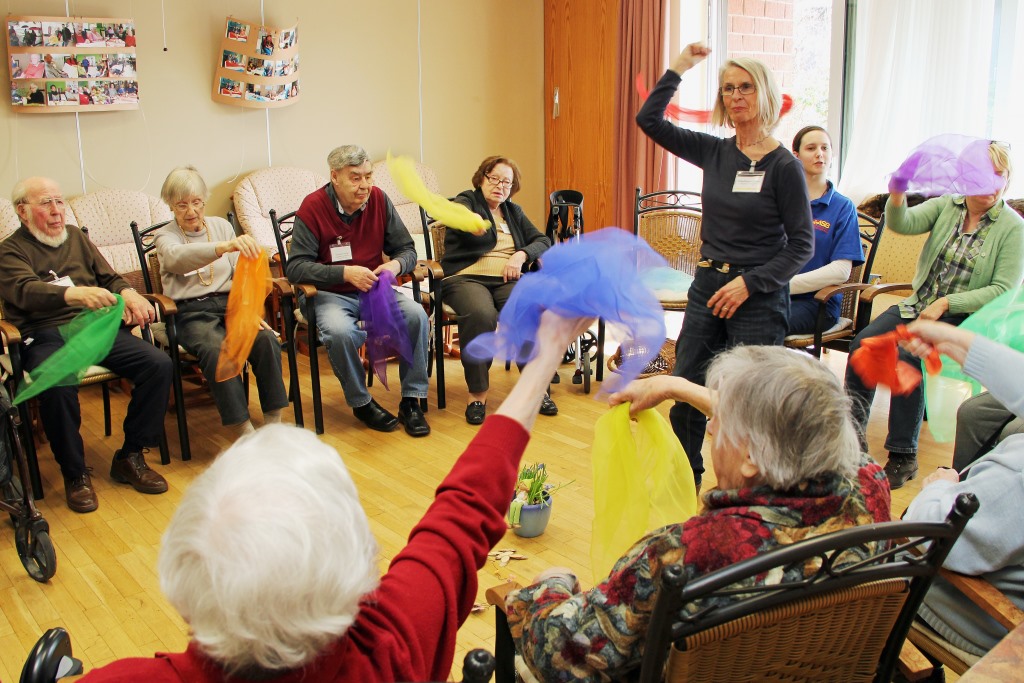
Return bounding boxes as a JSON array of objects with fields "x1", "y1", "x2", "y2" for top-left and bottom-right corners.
[{"x1": 0, "y1": 346, "x2": 961, "y2": 680}]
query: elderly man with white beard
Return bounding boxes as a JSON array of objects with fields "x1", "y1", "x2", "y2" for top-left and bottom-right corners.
[{"x1": 0, "y1": 176, "x2": 171, "y2": 512}]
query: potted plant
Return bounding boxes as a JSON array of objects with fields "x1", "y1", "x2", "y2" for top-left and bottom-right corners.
[{"x1": 508, "y1": 463, "x2": 572, "y2": 538}]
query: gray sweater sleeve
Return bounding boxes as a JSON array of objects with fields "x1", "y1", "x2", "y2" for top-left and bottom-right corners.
[
  {"x1": 963, "y1": 334, "x2": 1024, "y2": 420},
  {"x1": 284, "y1": 215, "x2": 345, "y2": 288}
]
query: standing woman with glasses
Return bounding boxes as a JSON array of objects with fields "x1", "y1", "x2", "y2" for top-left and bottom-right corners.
[
  {"x1": 845, "y1": 141, "x2": 1024, "y2": 490},
  {"x1": 154, "y1": 165, "x2": 289, "y2": 438},
  {"x1": 637, "y1": 42, "x2": 814, "y2": 489},
  {"x1": 439, "y1": 155, "x2": 553, "y2": 424}
]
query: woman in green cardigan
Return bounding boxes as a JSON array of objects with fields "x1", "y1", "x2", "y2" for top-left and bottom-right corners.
[{"x1": 845, "y1": 141, "x2": 1023, "y2": 489}]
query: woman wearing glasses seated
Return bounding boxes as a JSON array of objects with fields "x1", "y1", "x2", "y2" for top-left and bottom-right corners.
[
  {"x1": 154, "y1": 165, "x2": 289, "y2": 438},
  {"x1": 787, "y1": 125, "x2": 864, "y2": 335},
  {"x1": 845, "y1": 141, "x2": 1023, "y2": 490},
  {"x1": 439, "y1": 155, "x2": 553, "y2": 425},
  {"x1": 637, "y1": 42, "x2": 814, "y2": 490}
]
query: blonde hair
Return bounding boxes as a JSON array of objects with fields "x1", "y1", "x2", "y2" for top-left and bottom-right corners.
[
  {"x1": 711, "y1": 57, "x2": 782, "y2": 132},
  {"x1": 989, "y1": 142, "x2": 1013, "y2": 184}
]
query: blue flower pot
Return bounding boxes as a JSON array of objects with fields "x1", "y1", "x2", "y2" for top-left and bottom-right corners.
[{"x1": 513, "y1": 493, "x2": 552, "y2": 538}]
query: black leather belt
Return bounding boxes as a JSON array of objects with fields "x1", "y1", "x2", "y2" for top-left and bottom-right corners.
[
  {"x1": 697, "y1": 259, "x2": 756, "y2": 274},
  {"x1": 177, "y1": 292, "x2": 229, "y2": 305}
]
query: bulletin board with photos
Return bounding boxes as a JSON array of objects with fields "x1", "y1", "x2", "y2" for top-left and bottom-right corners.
[
  {"x1": 7, "y1": 15, "x2": 139, "y2": 113},
  {"x1": 214, "y1": 17, "x2": 299, "y2": 109}
]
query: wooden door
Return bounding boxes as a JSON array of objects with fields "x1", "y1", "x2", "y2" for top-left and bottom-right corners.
[{"x1": 544, "y1": 0, "x2": 621, "y2": 232}]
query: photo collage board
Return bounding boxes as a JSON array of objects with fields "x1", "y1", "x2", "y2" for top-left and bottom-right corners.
[
  {"x1": 214, "y1": 17, "x2": 299, "y2": 109},
  {"x1": 8, "y1": 15, "x2": 139, "y2": 113}
]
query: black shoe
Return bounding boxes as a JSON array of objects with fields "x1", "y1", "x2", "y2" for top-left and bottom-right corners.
[
  {"x1": 353, "y1": 399, "x2": 399, "y2": 432},
  {"x1": 465, "y1": 401, "x2": 486, "y2": 425},
  {"x1": 884, "y1": 453, "x2": 919, "y2": 489},
  {"x1": 398, "y1": 398, "x2": 431, "y2": 437},
  {"x1": 540, "y1": 394, "x2": 558, "y2": 416}
]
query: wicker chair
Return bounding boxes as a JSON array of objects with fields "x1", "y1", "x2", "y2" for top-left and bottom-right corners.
[
  {"x1": 633, "y1": 188, "x2": 703, "y2": 313},
  {"x1": 487, "y1": 493, "x2": 979, "y2": 683},
  {"x1": 784, "y1": 211, "x2": 886, "y2": 358}
]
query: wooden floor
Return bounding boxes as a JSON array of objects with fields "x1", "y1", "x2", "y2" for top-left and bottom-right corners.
[{"x1": 0, "y1": 346, "x2": 961, "y2": 680}]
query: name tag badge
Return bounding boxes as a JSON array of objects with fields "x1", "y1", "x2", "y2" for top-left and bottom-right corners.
[
  {"x1": 733, "y1": 171, "x2": 765, "y2": 193},
  {"x1": 51, "y1": 275, "x2": 75, "y2": 287},
  {"x1": 330, "y1": 240, "x2": 353, "y2": 263},
  {"x1": 498, "y1": 221, "x2": 510, "y2": 234}
]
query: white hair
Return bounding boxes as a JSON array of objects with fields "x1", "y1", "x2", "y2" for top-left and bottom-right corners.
[
  {"x1": 158, "y1": 425, "x2": 379, "y2": 674},
  {"x1": 160, "y1": 165, "x2": 209, "y2": 206},
  {"x1": 707, "y1": 346, "x2": 861, "y2": 490}
]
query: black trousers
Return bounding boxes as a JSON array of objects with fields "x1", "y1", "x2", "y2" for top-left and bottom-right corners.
[{"x1": 22, "y1": 326, "x2": 172, "y2": 478}]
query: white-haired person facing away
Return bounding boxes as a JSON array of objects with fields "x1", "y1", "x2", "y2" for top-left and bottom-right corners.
[
  {"x1": 77, "y1": 311, "x2": 593, "y2": 683},
  {"x1": 503, "y1": 346, "x2": 892, "y2": 682}
]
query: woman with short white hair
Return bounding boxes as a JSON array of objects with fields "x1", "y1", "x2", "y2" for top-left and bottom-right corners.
[
  {"x1": 506, "y1": 345, "x2": 891, "y2": 682},
  {"x1": 77, "y1": 311, "x2": 593, "y2": 682},
  {"x1": 154, "y1": 165, "x2": 288, "y2": 436}
]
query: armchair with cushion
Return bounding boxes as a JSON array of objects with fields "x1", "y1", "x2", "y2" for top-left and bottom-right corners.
[
  {"x1": 66, "y1": 188, "x2": 172, "y2": 289},
  {"x1": 232, "y1": 166, "x2": 328, "y2": 256}
]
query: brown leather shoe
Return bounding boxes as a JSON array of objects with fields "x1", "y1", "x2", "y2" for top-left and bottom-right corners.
[
  {"x1": 64, "y1": 472, "x2": 98, "y2": 513},
  {"x1": 110, "y1": 450, "x2": 168, "y2": 494}
]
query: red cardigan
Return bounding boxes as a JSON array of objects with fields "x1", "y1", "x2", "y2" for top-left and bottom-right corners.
[{"x1": 80, "y1": 416, "x2": 529, "y2": 683}]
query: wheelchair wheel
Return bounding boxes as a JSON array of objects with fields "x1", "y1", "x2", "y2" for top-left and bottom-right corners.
[{"x1": 15, "y1": 519, "x2": 56, "y2": 583}]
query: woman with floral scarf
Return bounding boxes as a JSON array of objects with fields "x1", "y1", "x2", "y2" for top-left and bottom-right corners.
[{"x1": 505, "y1": 346, "x2": 891, "y2": 682}]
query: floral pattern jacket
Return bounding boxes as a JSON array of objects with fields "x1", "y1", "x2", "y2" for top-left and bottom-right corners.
[{"x1": 505, "y1": 455, "x2": 891, "y2": 682}]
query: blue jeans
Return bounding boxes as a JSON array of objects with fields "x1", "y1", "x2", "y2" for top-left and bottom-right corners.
[
  {"x1": 312, "y1": 289, "x2": 429, "y2": 408},
  {"x1": 788, "y1": 297, "x2": 837, "y2": 336},
  {"x1": 845, "y1": 305, "x2": 966, "y2": 455},
  {"x1": 669, "y1": 267, "x2": 790, "y2": 483}
]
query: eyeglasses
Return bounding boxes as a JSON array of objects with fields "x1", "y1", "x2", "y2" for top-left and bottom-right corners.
[
  {"x1": 992, "y1": 140, "x2": 1012, "y2": 150},
  {"x1": 484, "y1": 174, "x2": 514, "y2": 189},
  {"x1": 173, "y1": 199, "x2": 206, "y2": 212},
  {"x1": 720, "y1": 83, "x2": 756, "y2": 97},
  {"x1": 21, "y1": 197, "x2": 66, "y2": 209}
]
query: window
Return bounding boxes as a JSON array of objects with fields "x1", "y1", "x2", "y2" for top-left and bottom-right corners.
[{"x1": 672, "y1": 0, "x2": 842, "y2": 190}]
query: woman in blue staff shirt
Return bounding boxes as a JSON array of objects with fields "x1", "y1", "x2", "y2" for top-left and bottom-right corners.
[{"x1": 788, "y1": 126, "x2": 864, "y2": 334}]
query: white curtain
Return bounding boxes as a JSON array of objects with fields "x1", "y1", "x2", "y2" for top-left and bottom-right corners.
[{"x1": 838, "y1": 0, "x2": 996, "y2": 204}]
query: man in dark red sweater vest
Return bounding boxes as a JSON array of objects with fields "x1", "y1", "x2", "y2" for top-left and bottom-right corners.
[{"x1": 285, "y1": 145, "x2": 431, "y2": 436}]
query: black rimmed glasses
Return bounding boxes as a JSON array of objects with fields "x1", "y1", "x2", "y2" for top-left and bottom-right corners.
[
  {"x1": 485, "y1": 174, "x2": 513, "y2": 189},
  {"x1": 720, "y1": 83, "x2": 756, "y2": 97}
]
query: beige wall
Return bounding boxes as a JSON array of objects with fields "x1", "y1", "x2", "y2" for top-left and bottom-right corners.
[{"x1": 1, "y1": 1, "x2": 545, "y2": 226}]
